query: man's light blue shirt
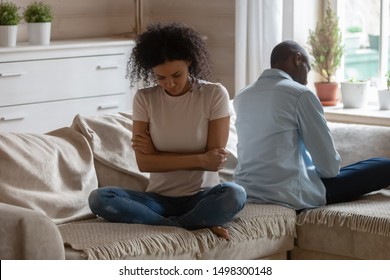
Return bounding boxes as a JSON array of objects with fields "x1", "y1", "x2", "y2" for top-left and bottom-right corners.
[{"x1": 233, "y1": 69, "x2": 341, "y2": 210}]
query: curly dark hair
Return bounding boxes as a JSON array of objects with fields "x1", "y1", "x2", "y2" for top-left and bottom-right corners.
[{"x1": 126, "y1": 22, "x2": 213, "y2": 87}]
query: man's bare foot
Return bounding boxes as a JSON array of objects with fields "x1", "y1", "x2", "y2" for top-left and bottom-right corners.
[{"x1": 210, "y1": 226, "x2": 229, "y2": 240}]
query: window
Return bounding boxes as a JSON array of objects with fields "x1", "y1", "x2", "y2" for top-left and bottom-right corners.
[
  {"x1": 339, "y1": 0, "x2": 389, "y2": 90},
  {"x1": 323, "y1": 0, "x2": 390, "y2": 126}
]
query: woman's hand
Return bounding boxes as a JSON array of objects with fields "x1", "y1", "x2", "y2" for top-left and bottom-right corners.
[
  {"x1": 202, "y1": 148, "x2": 229, "y2": 171},
  {"x1": 132, "y1": 130, "x2": 157, "y2": 155}
]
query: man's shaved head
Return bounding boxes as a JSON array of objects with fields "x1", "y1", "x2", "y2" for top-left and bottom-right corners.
[
  {"x1": 270, "y1": 40, "x2": 309, "y2": 68},
  {"x1": 269, "y1": 40, "x2": 310, "y2": 85}
]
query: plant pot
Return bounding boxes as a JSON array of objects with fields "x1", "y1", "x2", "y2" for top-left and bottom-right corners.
[
  {"x1": 314, "y1": 82, "x2": 339, "y2": 106},
  {"x1": 27, "y1": 22, "x2": 51, "y2": 45},
  {"x1": 377, "y1": 89, "x2": 390, "y2": 110},
  {"x1": 0, "y1": 25, "x2": 18, "y2": 47},
  {"x1": 340, "y1": 81, "x2": 369, "y2": 108},
  {"x1": 345, "y1": 33, "x2": 362, "y2": 51},
  {"x1": 368, "y1": 34, "x2": 379, "y2": 50}
]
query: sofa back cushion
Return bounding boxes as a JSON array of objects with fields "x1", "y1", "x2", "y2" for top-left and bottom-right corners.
[
  {"x1": 329, "y1": 122, "x2": 390, "y2": 167},
  {"x1": 71, "y1": 112, "x2": 149, "y2": 191},
  {"x1": 0, "y1": 128, "x2": 97, "y2": 224}
]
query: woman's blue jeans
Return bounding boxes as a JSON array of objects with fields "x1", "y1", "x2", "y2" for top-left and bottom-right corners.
[
  {"x1": 88, "y1": 182, "x2": 246, "y2": 230},
  {"x1": 322, "y1": 157, "x2": 390, "y2": 204}
]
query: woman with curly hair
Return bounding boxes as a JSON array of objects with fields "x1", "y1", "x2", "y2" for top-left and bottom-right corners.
[{"x1": 88, "y1": 22, "x2": 246, "y2": 239}]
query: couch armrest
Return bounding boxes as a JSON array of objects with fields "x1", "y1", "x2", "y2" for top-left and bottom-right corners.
[{"x1": 0, "y1": 203, "x2": 65, "y2": 259}]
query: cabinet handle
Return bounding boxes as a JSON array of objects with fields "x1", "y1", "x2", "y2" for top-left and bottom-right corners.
[
  {"x1": 0, "y1": 113, "x2": 27, "y2": 121},
  {"x1": 0, "y1": 72, "x2": 26, "y2": 78},
  {"x1": 98, "y1": 103, "x2": 119, "y2": 110},
  {"x1": 96, "y1": 64, "x2": 119, "y2": 70}
]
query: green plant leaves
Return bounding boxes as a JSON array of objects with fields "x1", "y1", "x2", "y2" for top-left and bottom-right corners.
[
  {"x1": 307, "y1": 3, "x2": 344, "y2": 83},
  {"x1": 23, "y1": 1, "x2": 53, "y2": 23},
  {"x1": 0, "y1": 1, "x2": 21, "y2": 25}
]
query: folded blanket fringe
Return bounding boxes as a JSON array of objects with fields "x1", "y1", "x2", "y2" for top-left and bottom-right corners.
[
  {"x1": 297, "y1": 209, "x2": 390, "y2": 238},
  {"x1": 80, "y1": 231, "x2": 199, "y2": 260},
  {"x1": 195, "y1": 215, "x2": 296, "y2": 254},
  {"x1": 230, "y1": 215, "x2": 296, "y2": 240}
]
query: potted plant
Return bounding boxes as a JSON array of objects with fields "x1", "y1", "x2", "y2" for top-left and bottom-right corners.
[
  {"x1": 377, "y1": 71, "x2": 390, "y2": 110},
  {"x1": 307, "y1": 2, "x2": 344, "y2": 106},
  {"x1": 0, "y1": 0, "x2": 20, "y2": 47},
  {"x1": 340, "y1": 78, "x2": 370, "y2": 108},
  {"x1": 23, "y1": 1, "x2": 53, "y2": 45}
]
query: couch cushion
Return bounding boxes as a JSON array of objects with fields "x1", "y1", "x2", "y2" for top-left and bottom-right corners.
[
  {"x1": 195, "y1": 203, "x2": 296, "y2": 259},
  {"x1": 60, "y1": 219, "x2": 200, "y2": 260},
  {"x1": 59, "y1": 203, "x2": 296, "y2": 260},
  {"x1": 295, "y1": 187, "x2": 390, "y2": 259},
  {"x1": 0, "y1": 128, "x2": 97, "y2": 224},
  {"x1": 0, "y1": 203, "x2": 65, "y2": 259},
  {"x1": 70, "y1": 112, "x2": 149, "y2": 191},
  {"x1": 329, "y1": 122, "x2": 390, "y2": 167}
]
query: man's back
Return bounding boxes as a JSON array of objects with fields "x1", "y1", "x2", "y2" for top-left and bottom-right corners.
[{"x1": 233, "y1": 69, "x2": 340, "y2": 210}]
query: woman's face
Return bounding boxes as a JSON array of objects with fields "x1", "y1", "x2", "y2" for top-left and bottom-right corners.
[{"x1": 153, "y1": 60, "x2": 191, "y2": 96}]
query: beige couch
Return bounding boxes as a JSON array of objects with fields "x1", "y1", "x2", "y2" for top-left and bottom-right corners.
[
  {"x1": 0, "y1": 112, "x2": 295, "y2": 260},
  {"x1": 1, "y1": 113, "x2": 389, "y2": 260},
  {"x1": 292, "y1": 122, "x2": 390, "y2": 260}
]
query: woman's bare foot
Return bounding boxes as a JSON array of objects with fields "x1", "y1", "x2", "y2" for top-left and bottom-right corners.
[{"x1": 210, "y1": 226, "x2": 229, "y2": 240}]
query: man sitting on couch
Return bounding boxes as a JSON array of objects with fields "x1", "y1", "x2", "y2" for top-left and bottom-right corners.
[{"x1": 233, "y1": 40, "x2": 390, "y2": 210}]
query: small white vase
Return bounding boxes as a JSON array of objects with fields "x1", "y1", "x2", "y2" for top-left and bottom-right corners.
[
  {"x1": 27, "y1": 22, "x2": 51, "y2": 45},
  {"x1": 0, "y1": 25, "x2": 18, "y2": 47},
  {"x1": 377, "y1": 89, "x2": 390, "y2": 110},
  {"x1": 340, "y1": 81, "x2": 369, "y2": 108}
]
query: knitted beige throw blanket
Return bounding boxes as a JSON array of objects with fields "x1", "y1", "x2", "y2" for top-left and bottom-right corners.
[
  {"x1": 58, "y1": 203, "x2": 296, "y2": 260},
  {"x1": 297, "y1": 187, "x2": 390, "y2": 237}
]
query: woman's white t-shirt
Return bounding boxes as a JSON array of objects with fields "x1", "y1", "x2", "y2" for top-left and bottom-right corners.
[{"x1": 132, "y1": 79, "x2": 231, "y2": 197}]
